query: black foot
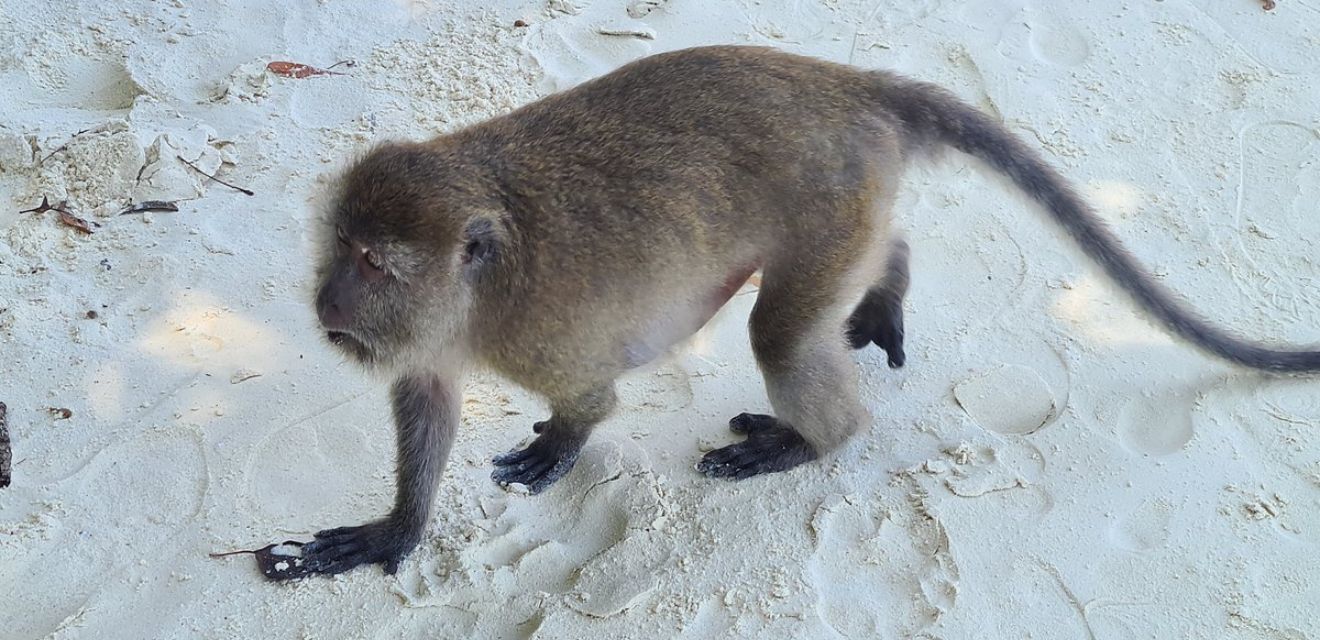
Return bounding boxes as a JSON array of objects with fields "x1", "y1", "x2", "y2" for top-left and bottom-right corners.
[
  {"x1": 697, "y1": 413, "x2": 818, "y2": 480},
  {"x1": 491, "y1": 432, "x2": 585, "y2": 494},
  {"x1": 846, "y1": 290, "x2": 906, "y2": 368},
  {"x1": 294, "y1": 518, "x2": 419, "y2": 578}
]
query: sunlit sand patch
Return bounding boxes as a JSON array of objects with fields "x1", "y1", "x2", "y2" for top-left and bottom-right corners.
[
  {"x1": 137, "y1": 291, "x2": 287, "y2": 372},
  {"x1": 1081, "y1": 179, "x2": 1145, "y2": 225},
  {"x1": 1049, "y1": 274, "x2": 1176, "y2": 348}
]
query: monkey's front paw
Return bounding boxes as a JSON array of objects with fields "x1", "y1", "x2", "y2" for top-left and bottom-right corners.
[
  {"x1": 297, "y1": 519, "x2": 419, "y2": 578},
  {"x1": 696, "y1": 414, "x2": 818, "y2": 480},
  {"x1": 491, "y1": 433, "x2": 584, "y2": 494}
]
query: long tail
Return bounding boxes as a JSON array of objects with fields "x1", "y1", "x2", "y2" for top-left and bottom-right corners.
[{"x1": 873, "y1": 73, "x2": 1320, "y2": 373}]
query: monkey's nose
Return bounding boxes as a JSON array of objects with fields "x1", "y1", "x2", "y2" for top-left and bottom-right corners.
[
  {"x1": 319, "y1": 301, "x2": 347, "y2": 330},
  {"x1": 316, "y1": 287, "x2": 349, "y2": 331}
]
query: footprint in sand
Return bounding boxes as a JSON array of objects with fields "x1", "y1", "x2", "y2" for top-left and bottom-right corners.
[
  {"x1": 806, "y1": 494, "x2": 957, "y2": 638},
  {"x1": 245, "y1": 399, "x2": 384, "y2": 525},
  {"x1": 399, "y1": 439, "x2": 671, "y2": 625},
  {"x1": 1023, "y1": 2, "x2": 1090, "y2": 67},
  {"x1": 954, "y1": 364, "x2": 1057, "y2": 436},
  {"x1": 915, "y1": 210, "x2": 1027, "y2": 326},
  {"x1": 626, "y1": 0, "x2": 667, "y2": 19},
  {"x1": 2, "y1": 428, "x2": 206, "y2": 640},
  {"x1": 1109, "y1": 498, "x2": 1173, "y2": 552},
  {"x1": 1117, "y1": 392, "x2": 1195, "y2": 456}
]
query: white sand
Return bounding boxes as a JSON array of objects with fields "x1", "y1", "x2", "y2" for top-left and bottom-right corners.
[{"x1": 2, "y1": 0, "x2": 1318, "y2": 637}]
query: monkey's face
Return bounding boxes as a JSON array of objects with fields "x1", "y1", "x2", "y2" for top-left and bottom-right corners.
[{"x1": 312, "y1": 143, "x2": 503, "y2": 372}]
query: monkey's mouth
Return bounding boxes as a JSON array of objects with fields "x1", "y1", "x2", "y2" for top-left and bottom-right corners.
[{"x1": 326, "y1": 330, "x2": 359, "y2": 348}]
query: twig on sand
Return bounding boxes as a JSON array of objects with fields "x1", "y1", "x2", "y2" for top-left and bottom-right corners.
[
  {"x1": 176, "y1": 155, "x2": 255, "y2": 196},
  {"x1": 1, "y1": 402, "x2": 11, "y2": 488},
  {"x1": 38, "y1": 128, "x2": 92, "y2": 165}
]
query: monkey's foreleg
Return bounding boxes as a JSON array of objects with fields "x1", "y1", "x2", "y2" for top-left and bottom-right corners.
[
  {"x1": 299, "y1": 373, "x2": 458, "y2": 577},
  {"x1": 491, "y1": 384, "x2": 616, "y2": 494},
  {"x1": 846, "y1": 238, "x2": 909, "y2": 367}
]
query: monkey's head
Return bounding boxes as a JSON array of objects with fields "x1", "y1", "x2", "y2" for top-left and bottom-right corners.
[{"x1": 313, "y1": 142, "x2": 507, "y2": 371}]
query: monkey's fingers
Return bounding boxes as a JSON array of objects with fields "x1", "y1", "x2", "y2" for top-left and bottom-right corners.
[
  {"x1": 698, "y1": 419, "x2": 817, "y2": 480},
  {"x1": 492, "y1": 457, "x2": 555, "y2": 486},
  {"x1": 491, "y1": 433, "x2": 586, "y2": 494},
  {"x1": 303, "y1": 535, "x2": 365, "y2": 559},
  {"x1": 728, "y1": 412, "x2": 777, "y2": 435},
  {"x1": 879, "y1": 333, "x2": 906, "y2": 368},
  {"x1": 846, "y1": 321, "x2": 877, "y2": 350},
  {"x1": 492, "y1": 447, "x2": 536, "y2": 466},
  {"x1": 312, "y1": 526, "x2": 357, "y2": 541},
  {"x1": 874, "y1": 310, "x2": 906, "y2": 368},
  {"x1": 293, "y1": 521, "x2": 414, "y2": 578}
]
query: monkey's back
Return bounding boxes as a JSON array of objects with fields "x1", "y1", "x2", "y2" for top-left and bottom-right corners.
[{"x1": 461, "y1": 46, "x2": 904, "y2": 393}]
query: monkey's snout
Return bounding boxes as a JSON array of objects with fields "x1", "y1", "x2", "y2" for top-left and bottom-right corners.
[{"x1": 316, "y1": 287, "x2": 349, "y2": 332}]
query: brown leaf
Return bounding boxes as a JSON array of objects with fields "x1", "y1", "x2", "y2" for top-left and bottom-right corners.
[
  {"x1": 57, "y1": 210, "x2": 97, "y2": 234},
  {"x1": 47, "y1": 407, "x2": 72, "y2": 420},
  {"x1": 266, "y1": 61, "x2": 348, "y2": 79},
  {"x1": 210, "y1": 541, "x2": 314, "y2": 580}
]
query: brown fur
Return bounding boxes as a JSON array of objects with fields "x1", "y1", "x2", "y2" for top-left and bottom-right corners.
[{"x1": 282, "y1": 45, "x2": 1320, "y2": 579}]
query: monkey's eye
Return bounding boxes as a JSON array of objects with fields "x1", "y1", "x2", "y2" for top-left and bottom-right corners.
[
  {"x1": 362, "y1": 249, "x2": 385, "y2": 272},
  {"x1": 336, "y1": 228, "x2": 350, "y2": 247}
]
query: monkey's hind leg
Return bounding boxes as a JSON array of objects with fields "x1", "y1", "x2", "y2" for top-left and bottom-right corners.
[
  {"x1": 492, "y1": 384, "x2": 616, "y2": 494},
  {"x1": 699, "y1": 258, "x2": 872, "y2": 480},
  {"x1": 846, "y1": 238, "x2": 910, "y2": 368}
]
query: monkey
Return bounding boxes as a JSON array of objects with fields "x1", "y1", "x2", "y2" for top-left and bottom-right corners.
[{"x1": 287, "y1": 45, "x2": 1320, "y2": 579}]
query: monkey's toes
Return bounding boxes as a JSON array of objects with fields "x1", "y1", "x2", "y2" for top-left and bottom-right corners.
[
  {"x1": 728, "y1": 412, "x2": 777, "y2": 435},
  {"x1": 491, "y1": 434, "x2": 584, "y2": 494},
  {"x1": 846, "y1": 293, "x2": 906, "y2": 368},
  {"x1": 294, "y1": 520, "x2": 418, "y2": 578},
  {"x1": 877, "y1": 320, "x2": 905, "y2": 368},
  {"x1": 697, "y1": 418, "x2": 818, "y2": 480}
]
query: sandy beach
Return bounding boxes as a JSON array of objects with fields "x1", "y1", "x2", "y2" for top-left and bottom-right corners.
[{"x1": 1, "y1": 0, "x2": 1318, "y2": 638}]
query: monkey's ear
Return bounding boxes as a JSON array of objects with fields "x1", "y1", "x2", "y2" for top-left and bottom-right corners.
[{"x1": 461, "y1": 217, "x2": 502, "y2": 272}]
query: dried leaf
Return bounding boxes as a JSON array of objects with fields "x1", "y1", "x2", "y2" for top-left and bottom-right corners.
[
  {"x1": 23, "y1": 197, "x2": 99, "y2": 234},
  {"x1": 210, "y1": 541, "x2": 313, "y2": 580},
  {"x1": 48, "y1": 407, "x2": 72, "y2": 420},
  {"x1": 119, "y1": 200, "x2": 179, "y2": 215},
  {"x1": 230, "y1": 369, "x2": 262, "y2": 384},
  {"x1": 1, "y1": 402, "x2": 10, "y2": 488},
  {"x1": 266, "y1": 61, "x2": 348, "y2": 79},
  {"x1": 57, "y1": 210, "x2": 98, "y2": 234},
  {"x1": 19, "y1": 196, "x2": 57, "y2": 214}
]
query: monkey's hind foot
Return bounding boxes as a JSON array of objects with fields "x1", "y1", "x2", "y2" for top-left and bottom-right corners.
[
  {"x1": 491, "y1": 431, "x2": 585, "y2": 494},
  {"x1": 846, "y1": 290, "x2": 906, "y2": 368},
  {"x1": 296, "y1": 519, "x2": 419, "y2": 578},
  {"x1": 696, "y1": 413, "x2": 818, "y2": 480}
]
